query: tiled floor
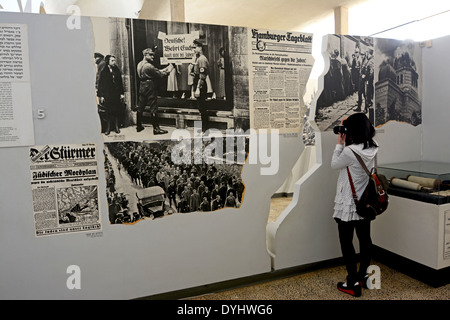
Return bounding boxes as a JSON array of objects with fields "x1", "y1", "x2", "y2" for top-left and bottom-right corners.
[
  {"x1": 188, "y1": 197, "x2": 450, "y2": 300},
  {"x1": 188, "y1": 261, "x2": 450, "y2": 300}
]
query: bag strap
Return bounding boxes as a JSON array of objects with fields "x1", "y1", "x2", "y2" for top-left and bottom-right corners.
[
  {"x1": 347, "y1": 148, "x2": 372, "y2": 205},
  {"x1": 349, "y1": 149, "x2": 387, "y2": 203},
  {"x1": 346, "y1": 167, "x2": 359, "y2": 205},
  {"x1": 350, "y1": 149, "x2": 371, "y2": 176}
]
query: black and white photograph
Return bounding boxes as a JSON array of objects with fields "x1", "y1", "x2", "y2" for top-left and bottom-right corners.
[
  {"x1": 374, "y1": 38, "x2": 422, "y2": 127},
  {"x1": 92, "y1": 17, "x2": 250, "y2": 141},
  {"x1": 104, "y1": 137, "x2": 248, "y2": 224},
  {"x1": 57, "y1": 186, "x2": 100, "y2": 225},
  {"x1": 315, "y1": 35, "x2": 375, "y2": 131}
]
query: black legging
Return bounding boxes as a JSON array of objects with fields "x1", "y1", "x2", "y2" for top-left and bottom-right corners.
[{"x1": 335, "y1": 218, "x2": 372, "y2": 284}]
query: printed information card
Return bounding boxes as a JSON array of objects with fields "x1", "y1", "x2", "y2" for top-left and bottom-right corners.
[{"x1": 0, "y1": 23, "x2": 34, "y2": 147}]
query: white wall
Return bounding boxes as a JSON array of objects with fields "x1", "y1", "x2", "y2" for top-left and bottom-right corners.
[
  {"x1": 44, "y1": 0, "x2": 145, "y2": 18},
  {"x1": 421, "y1": 34, "x2": 450, "y2": 162},
  {"x1": 268, "y1": 131, "x2": 342, "y2": 269}
]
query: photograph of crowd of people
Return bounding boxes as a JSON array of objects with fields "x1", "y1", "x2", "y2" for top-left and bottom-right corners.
[
  {"x1": 92, "y1": 17, "x2": 249, "y2": 140},
  {"x1": 315, "y1": 35, "x2": 375, "y2": 131},
  {"x1": 314, "y1": 34, "x2": 422, "y2": 130},
  {"x1": 104, "y1": 139, "x2": 247, "y2": 224}
]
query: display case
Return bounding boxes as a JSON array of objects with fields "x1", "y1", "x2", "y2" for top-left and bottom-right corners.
[
  {"x1": 372, "y1": 161, "x2": 450, "y2": 286},
  {"x1": 378, "y1": 161, "x2": 450, "y2": 205}
]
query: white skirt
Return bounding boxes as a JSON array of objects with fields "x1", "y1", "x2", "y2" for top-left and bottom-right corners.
[{"x1": 333, "y1": 199, "x2": 363, "y2": 222}]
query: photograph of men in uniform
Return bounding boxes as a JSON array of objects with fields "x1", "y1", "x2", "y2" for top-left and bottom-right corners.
[
  {"x1": 136, "y1": 47, "x2": 173, "y2": 134},
  {"x1": 192, "y1": 39, "x2": 210, "y2": 134},
  {"x1": 92, "y1": 18, "x2": 250, "y2": 139}
]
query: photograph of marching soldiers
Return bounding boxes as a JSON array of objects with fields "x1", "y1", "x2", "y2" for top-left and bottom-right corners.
[
  {"x1": 315, "y1": 35, "x2": 375, "y2": 131},
  {"x1": 104, "y1": 139, "x2": 247, "y2": 224},
  {"x1": 314, "y1": 34, "x2": 422, "y2": 130},
  {"x1": 93, "y1": 17, "x2": 250, "y2": 140}
]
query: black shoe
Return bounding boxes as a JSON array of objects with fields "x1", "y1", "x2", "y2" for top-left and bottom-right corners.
[
  {"x1": 136, "y1": 126, "x2": 144, "y2": 132},
  {"x1": 115, "y1": 128, "x2": 120, "y2": 134},
  {"x1": 353, "y1": 107, "x2": 362, "y2": 112},
  {"x1": 153, "y1": 128, "x2": 168, "y2": 135},
  {"x1": 337, "y1": 281, "x2": 361, "y2": 297},
  {"x1": 105, "y1": 131, "x2": 110, "y2": 136},
  {"x1": 359, "y1": 274, "x2": 370, "y2": 289}
]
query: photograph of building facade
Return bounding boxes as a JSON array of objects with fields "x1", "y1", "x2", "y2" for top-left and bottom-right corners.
[{"x1": 374, "y1": 38, "x2": 422, "y2": 127}]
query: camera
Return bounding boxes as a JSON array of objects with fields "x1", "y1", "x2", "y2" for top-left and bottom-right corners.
[{"x1": 333, "y1": 125, "x2": 347, "y2": 135}]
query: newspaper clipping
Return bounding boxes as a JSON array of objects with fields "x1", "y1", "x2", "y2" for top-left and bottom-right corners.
[
  {"x1": 29, "y1": 143, "x2": 101, "y2": 237},
  {"x1": 248, "y1": 28, "x2": 313, "y2": 132}
]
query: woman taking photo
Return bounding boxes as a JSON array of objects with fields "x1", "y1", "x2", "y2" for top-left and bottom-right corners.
[{"x1": 331, "y1": 112, "x2": 378, "y2": 297}]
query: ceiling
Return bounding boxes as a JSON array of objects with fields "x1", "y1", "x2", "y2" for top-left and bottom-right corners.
[
  {"x1": 37, "y1": 0, "x2": 369, "y2": 32},
  {"x1": 184, "y1": 0, "x2": 368, "y2": 31}
]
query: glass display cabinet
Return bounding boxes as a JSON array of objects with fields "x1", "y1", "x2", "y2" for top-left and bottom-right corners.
[
  {"x1": 378, "y1": 161, "x2": 450, "y2": 205},
  {"x1": 372, "y1": 161, "x2": 450, "y2": 286}
]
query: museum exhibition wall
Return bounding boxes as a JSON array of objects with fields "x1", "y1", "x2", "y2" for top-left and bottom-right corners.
[
  {"x1": 0, "y1": 11, "x2": 311, "y2": 299},
  {"x1": 0, "y1": 9, "x2": 449, "y2": 299}
]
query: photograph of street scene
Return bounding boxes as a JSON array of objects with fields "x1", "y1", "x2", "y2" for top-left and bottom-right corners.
[
  {"x1": 314, "y1": 34, "x2": 422, "y2": 130},
  {"x1": 93, "y1": 17, "x2": 249, "y2": 141},
  {"x1": 104, "y1": 138, "x2": 247, "y2": 224},
  {"x1": 315, "y1": 35, "x2": 375, "y2": 131}
]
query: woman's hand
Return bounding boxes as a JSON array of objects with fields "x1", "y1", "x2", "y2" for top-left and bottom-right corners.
[
  {"x1": 338, "y1": 133, "x2": 346, "y2": 145},
  {"x1": 338, "y1": 117, "x2": 347, "y2": 145}
]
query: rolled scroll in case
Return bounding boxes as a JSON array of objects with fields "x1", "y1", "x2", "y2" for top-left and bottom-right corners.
[
  {"x1": 406, "y1": 175, "x2": 441, "y2": 189},
  {"x1": 391, "y1": 177, "x2": 422, "y2": 191}
]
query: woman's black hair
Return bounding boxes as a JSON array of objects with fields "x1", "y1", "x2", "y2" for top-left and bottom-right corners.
[{"x1": 343, "y1": 112, "x2": 378, "y2": 149}]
